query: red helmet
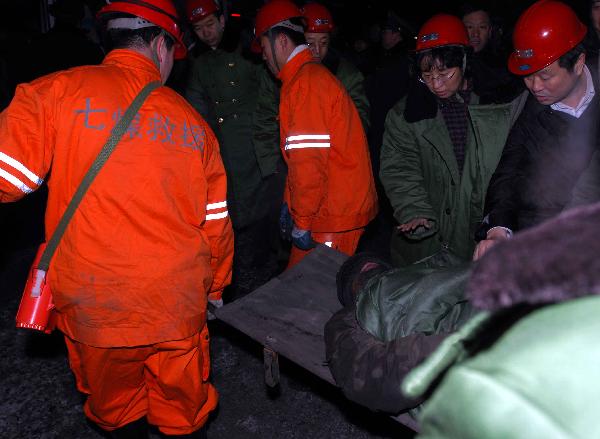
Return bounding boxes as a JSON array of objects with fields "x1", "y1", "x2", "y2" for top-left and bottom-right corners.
[
  {"x1": 416, "y1": 14, "x2": 469, "y2": 52},
  {"x1": 302, "y1": 3, "x2": 334, "y2": 33},
  {"x1": 508, "y1": 0, "x2": 587, "y2": 75},
  {"x1": 186, "y1": 0, "x2": 219, "y2": 24},
  {"x1": 252, "y1": 0, "x2": 304, "y2": 52},
  {"x1": 98, "y1": 0, "x2": 187, "y2": 59}
]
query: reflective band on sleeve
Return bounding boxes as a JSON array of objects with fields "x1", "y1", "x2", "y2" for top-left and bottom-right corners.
[
  {"x1": 207, "y1": 201, "x2": 227, "y2": 210},
  {"x1": 286, "y1": 134, "x2": 330, "y2": 142},
  {"x1": 0, "y1": 168, "x2": 34, "y2": 194},
  {"x1": 285, "y1": 142, "x2": 330, "y2": 150},
  {"x1": 206, "y1": 211, "x2": 229, "y2": 221},
  {"x1": 0, "y1": 152, "x2": 43, "y2": 185},
  {"x1": 285, "y1": 134, "x2": 331, "y2": 150}
]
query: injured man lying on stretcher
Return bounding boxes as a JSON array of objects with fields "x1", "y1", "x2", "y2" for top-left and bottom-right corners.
[{"x1": 325, "y1": 201, "x2": 600, "y2": 438}]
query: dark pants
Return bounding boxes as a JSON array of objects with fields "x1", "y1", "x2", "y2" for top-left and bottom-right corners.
[
  {"x1": 225, "y1": 217, "x2": 276, "y2": 302},
  {"x1": 224, "y1": 164, "x2": 289, "y2": 303},
  {"x1": 356, "y1": 194, "x2": 394, "y2": 263}
]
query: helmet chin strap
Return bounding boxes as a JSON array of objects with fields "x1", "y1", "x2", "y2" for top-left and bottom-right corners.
[
  {"x1": 461, "y1": 51, "x2": 469, "y2": 90},
  {"x1": 267, "y1": 28, "x2": 281, "y2": 74}
]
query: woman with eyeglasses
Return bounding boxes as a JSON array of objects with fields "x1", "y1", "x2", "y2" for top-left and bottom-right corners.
[{"x1": 380, "y1": 14, "x2": 523, "y2": 267}]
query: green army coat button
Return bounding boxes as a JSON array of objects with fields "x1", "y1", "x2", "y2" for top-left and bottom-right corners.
[
  {"x1": 232, "y1": 98, "x2": 237, "y2": 103},
  {"x1": 218, "y1": 117, "x2": 224, "y2": 124},
  {"x1": 229, "y1": 81, "x2": 236, "y2": 86},
  {"x1": 228, "y1": 62, "x2": 235, "y2": 67}
]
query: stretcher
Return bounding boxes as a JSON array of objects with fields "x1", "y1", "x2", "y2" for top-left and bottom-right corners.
[{"x1": 215, "y1": 244, "x2": 419, "y2": 432}]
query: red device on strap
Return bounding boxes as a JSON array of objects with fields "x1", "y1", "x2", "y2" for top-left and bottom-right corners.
[{"x1": 16, "y1": 244, "x2": 56, "y2": 333}]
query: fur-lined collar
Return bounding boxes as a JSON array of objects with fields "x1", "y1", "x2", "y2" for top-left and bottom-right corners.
[
  {"x1": 403, "y1": 80, "x2": 438, "y2": 122},
  {"x1": 467, "y1": 202, "x2": 600, "y2": 310},
  {"x1": 403, "y1": 80, "x2": 476, "y2": 123}
]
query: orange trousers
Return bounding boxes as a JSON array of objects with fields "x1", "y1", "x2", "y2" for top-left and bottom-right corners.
[
  {"x1": 64, "y1": 326, "x2": 217, "y2": 435},
  {"x1": 287, "y1": 228, "x2": 364, "y2": 268}
]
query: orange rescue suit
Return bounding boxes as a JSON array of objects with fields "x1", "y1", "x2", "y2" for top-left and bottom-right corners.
[
  {"x1": 277, "y1": 48, "x2": 377, "y2": 262},
  {"x1": 0, "y1": 50, "x2": 233, "y2": 432}
]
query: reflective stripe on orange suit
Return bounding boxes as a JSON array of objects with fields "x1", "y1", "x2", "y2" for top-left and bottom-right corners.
[
  {"x1": 0, "y1": 50, "x2": 233, "y2": 431},
  {"x1": 277, "y1": 48, "x2": 377, "y2": 265}
]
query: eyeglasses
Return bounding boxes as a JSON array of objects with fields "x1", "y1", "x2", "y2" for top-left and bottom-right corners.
[{"x1": 419, "y1": 68, "x2": 457, "y2": 85}]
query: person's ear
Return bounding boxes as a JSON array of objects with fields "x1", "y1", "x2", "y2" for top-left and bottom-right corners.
[
  {"x1": 574, "y1": 52, "x2": 586, "y2": 75},
  {"x1": 278, "y1": 33, "x2": 288, "y2": 51},
  {"x1": 219, "y1": 14, "x2": 225, "y2": 30},
  {"x1": 155, "y1": 34, "x2": 171, "y2": 64}
]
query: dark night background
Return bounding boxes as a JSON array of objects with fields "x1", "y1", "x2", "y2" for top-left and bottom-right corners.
[{"x1": 0, "y1": 0, "x2": 595, "y2": 111}]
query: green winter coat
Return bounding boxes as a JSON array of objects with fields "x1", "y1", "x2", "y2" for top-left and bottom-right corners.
[
  {"x1": 253, "y1": 67, "x2": 281, "y2": 179},
  {"x1": 324, "y1": 250, "x2": 477, "y2": 414},
  {"x1": 186, "y1": 46, "x2": 276, "y2": 229},
  {"x1": 356, "y1": 250, "x2": 475, "y2": 343},
  {"x1": 402, "y1": 201, "x2": 600, "y2": 438},
  {"x1": 406, "y1": 297, "x2": 600, "y2": 439},
  {"x1": 380, "y1": 94, "x2": 517, "y2": 266}
]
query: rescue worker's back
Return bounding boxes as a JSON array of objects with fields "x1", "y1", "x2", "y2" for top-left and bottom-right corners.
[{"x1": 0, "y1": 50, "x2": 233, "y2": 347}]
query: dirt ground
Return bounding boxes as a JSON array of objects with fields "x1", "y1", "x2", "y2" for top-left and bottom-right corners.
[{"x1": 0, "y1": 246, "x2": 414, "y2": 439}]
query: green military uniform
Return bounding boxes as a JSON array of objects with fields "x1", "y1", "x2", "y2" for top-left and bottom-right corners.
[
  {"x1": 186, "y1": 45, "x2": 272, "y2": 229},
  {"x1": 252, "y1": 67, "x2": 282, "y2": 179},
  {"x1": 380, "y1": 94, "x2": 518, "y2": 266},
  {"x1": 185, "y1": 35, "x2": 281, "y2": 298}
]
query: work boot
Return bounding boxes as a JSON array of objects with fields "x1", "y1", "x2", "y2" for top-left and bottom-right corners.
[{"x1": 108, "y1": 417, "x2": 149, "y2": 439}]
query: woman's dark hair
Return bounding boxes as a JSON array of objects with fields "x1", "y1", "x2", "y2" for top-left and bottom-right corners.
[
  {"x1": 268, "y1": 17, "x2": 307, "y2": 46},
  {"x1": 102, "y1": 13, "x2": 175, "y2": 53},
  {"x1": 558, "y1": 42, "x2": 586, "y2": 72},
  {"x1": 413, "y1": 45, "x2": 472, "y2": 78}
]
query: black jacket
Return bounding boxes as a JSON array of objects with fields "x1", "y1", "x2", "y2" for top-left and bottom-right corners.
[
  {"x1": 583, "y1": 29, "x2": 600, "y2": 71},
  {"x1": 478, "y1": 64, "x2": 600, "y2": 236},
  {"x1": 470, "y1": 46, "x2": 525, "y2": 105},
  {"x1": 365, "y1": 43, "x2": 410, "y2": 168}
]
